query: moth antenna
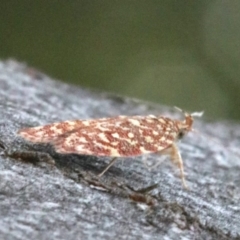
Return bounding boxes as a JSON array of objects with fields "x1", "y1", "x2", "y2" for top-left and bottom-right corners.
[
  {"x1": 174, "y1": 107, "x2": 203, "y2": 132},
  {"x1": 174, "y1": 106, "x2": 184, "y2": 113},
  {"x1": 190, "y1": 111, "x2": 204, "y2": 118},
  {"x1": 175, "y1": 106, "x2": 203, "y2": 118}
]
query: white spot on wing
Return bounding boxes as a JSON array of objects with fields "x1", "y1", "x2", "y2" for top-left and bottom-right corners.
[
  {"x1": 66, "y1": 121, "x2": 76, "y2": 126},
  {"x1": 139, "y1": 147, "x2": 152, "y2": 154},
  {"x1": 160, "y1": 136, "x2": 166, "y2": 142},
  {"x1": 139, "y1": 129, "x2": 143, "y2": 134},
  {"x1": 109, "y1": 148, "x2": 121, "y2": 156},
  {"x1": 82, "y1": 121, "x2": 90, "y2": 126},
  {"x1": 146, "y1": 119, "x2": 154, "y2": 123},
  {"x1": 128, "y1": 119, "x2": 140, "y2": 126},
  {"x1": 125, "y1": 139, "x2": 137, "y2": 145},
  {"x1": 78, "y1": 137, "x2": 88, "y2": 143},
  {"x1": 127, "y1": 132, "x2": 134, "y2": 138},
  {"x1": 76, "y1": 145, "x2": 89, "y2": 153},
  {"x1": 112, "y1": 133, "x2": 120, "y2": 138},
  {"x1": 96, "y1": 125, "x2": 108, "y2": 131},
  {"x1": 159, "y1": 118, "x2": 166, "y2": 124},
  {"x1": 111, "y1": 142, "x2": 118, "y2": 146},
  {"x1": 145, "y1": 136, "x2": 154, "y2": 143},
  {"x1": 148, "y1": 115, "x2": 157, "y2": 118},
  {"x1": 99, "y1": 132, "x2": 110, "y2": 142}
]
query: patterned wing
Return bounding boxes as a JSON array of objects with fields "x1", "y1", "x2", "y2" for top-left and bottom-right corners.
[
  {"x1": 51, "y1": 115, "x2": 179, "y2": 157},
  {"x1": 18, "y1": 117, "x2": 122, "y2": 143}
]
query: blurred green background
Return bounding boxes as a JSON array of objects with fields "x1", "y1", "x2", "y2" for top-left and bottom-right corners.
[{"x1": 1, "y1": 1, "x2": 240, "y2": 120}]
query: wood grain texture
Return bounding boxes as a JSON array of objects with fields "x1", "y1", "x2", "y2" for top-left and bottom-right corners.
[{"x1": 0, "y1": 60, "x2": 240, "y2": 240}]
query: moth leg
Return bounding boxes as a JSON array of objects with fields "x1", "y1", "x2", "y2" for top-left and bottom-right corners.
[
  {"x1": 98, "y1": 157, "x2": 118, "y2": 177},
  {"x1": 159, "y1": 143, "x2": 188, "y2": 189}
]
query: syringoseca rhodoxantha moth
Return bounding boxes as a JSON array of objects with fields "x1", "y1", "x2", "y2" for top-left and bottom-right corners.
[{"x1": 18, "y1": 108, "x2": 203, "y2": 188}]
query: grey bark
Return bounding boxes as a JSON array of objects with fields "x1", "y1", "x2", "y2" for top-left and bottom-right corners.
[{"x1": 0, "y1": 60, "x2": 240, "y2": 240}]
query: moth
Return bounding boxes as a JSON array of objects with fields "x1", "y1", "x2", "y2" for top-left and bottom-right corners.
[{"x1": 18, "y1": 108, "x2": 203, "y2": 188}]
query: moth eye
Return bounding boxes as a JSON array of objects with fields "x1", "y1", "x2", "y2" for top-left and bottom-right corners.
[{"x1": 177, "y1": 130, "x2": 185, "y2": 139}]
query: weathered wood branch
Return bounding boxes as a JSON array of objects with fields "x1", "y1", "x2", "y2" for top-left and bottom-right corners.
[{"x1": 0, "y1": 60, "x2": 240, "y2": 240}]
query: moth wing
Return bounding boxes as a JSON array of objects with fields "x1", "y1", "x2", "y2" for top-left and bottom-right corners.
[
  {"x1": 18, "y1": 117, "x2": 128, "y2": 143},
  {"x1": 51, "y1": 116, "x2": 176, "y2": 157}
]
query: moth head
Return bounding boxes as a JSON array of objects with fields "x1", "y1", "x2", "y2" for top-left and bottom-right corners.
[{"x1": 174, "y1": 107, "x2": 203, "y2": 139}]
